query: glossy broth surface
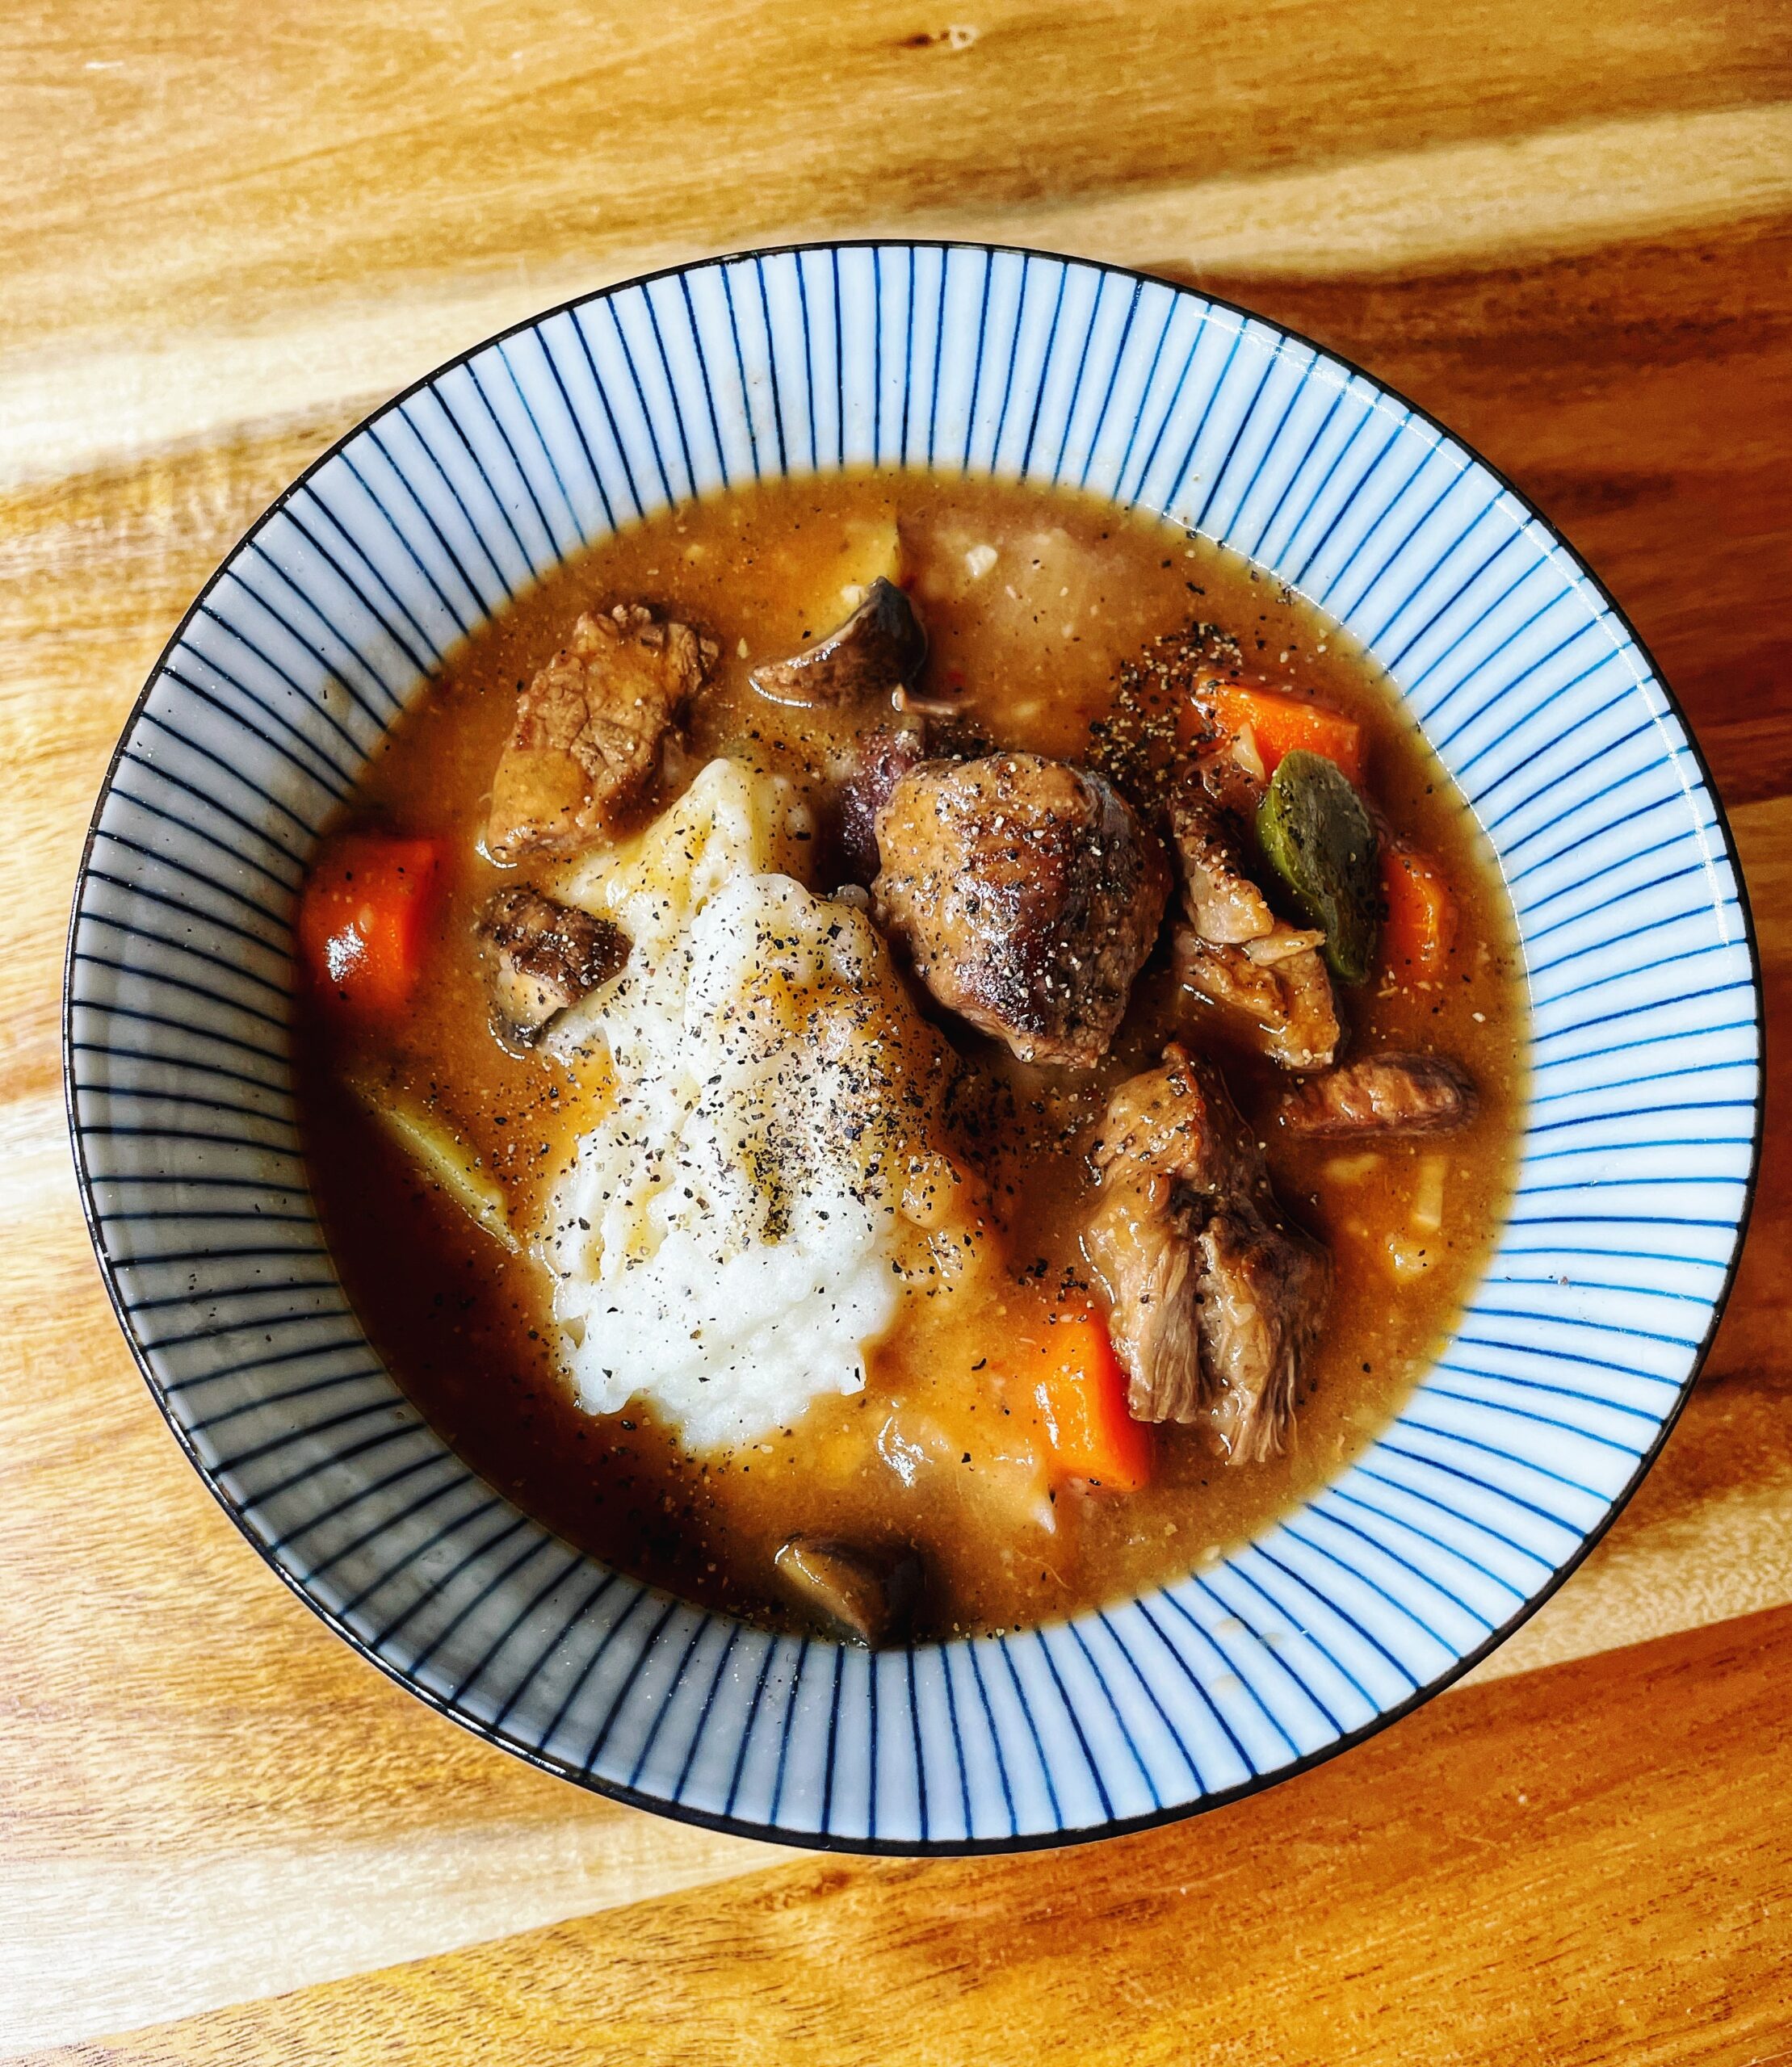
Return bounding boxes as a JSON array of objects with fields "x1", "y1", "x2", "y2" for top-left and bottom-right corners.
[{"x1": 294, "y1": 474, "x2": 1526, "y2": 1639}]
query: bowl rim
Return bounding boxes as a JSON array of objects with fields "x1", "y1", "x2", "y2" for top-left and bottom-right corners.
[{"x1": 64, "y1": 237, "x2": 1765, "y2": 1855}]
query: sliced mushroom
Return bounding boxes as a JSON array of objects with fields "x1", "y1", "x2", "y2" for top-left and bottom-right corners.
[
  {"x1": 749, "y1": 578, "x2": 927, "y2": 707},
  {"x1": 774, "y1": 1534, "x2": 923, "y2": 1647},
  {"x1": 477, "y1": 886, "x2": 628, "y2": 1045}
]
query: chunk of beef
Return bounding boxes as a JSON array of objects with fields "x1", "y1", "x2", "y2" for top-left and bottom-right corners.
[
  {"x1": 750, "y1": 577, "x2": 927, "y2": 707},
  {"x1": 1196, "y1": 1209, "x2": 1329, "y2": 1458},
  {"x1": 1082, "y1": 1168, "x2": 1205, "y2": 1420},
  {"x1": 873, "y1": 753, "x2": 1170, "y2": 1067},
  {"x1": 1173, "y1": 929, "x2": 1341, "y2": 1072},
  {"x1": 486, "y1": 605, "x2": 716, "y2": 860},
  {"x1": 834, "y1": 708, "x2": 991, "y2": 885},
  {"x1": 1163, "y1": 763, "x2": 1340, "y2": 1071},
  {"x1": 1278, "y1": 1050, "x2": 1478, "y2": 1138},
  {"x1": 836, "y1": 718, "x2": 930, "y2": 884},
  {"x1": 1086, "y1": 1045, "x2": 1329, "y2": 1463},
  {"x1": 1188, "y1": 737, "x2": 1268, "y2": 821},
  {"x1": 774, "y1": 1535, "x2": 923, "y2": 1647},
  {"x1": 1166, "y1": 770, "x2": 1274, "y2": 945},
  {"x1": 477, "y1": 886, "x2": 628, "y2": 1045}
]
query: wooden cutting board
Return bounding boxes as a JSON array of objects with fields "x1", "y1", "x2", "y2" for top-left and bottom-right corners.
[{"x1": 2, "y1": 2, "x2": 1789, "y2": 2057}]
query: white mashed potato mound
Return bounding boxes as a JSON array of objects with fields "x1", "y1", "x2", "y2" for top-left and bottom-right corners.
[{"x1": 543, "y1": 757, "x2": 978, "y2": 1453}]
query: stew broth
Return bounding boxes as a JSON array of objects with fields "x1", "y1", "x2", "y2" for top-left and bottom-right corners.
[{"x1": 293, "y1": 474, "x2": 1526, "y2": 1640}]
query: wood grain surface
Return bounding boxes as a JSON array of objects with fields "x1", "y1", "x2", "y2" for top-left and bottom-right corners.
[
  {"x1": 30, "y1": 1606, "x2": 1792, "y2": 2067},
  {"x1": 2, "y1": 2, "x2": 1788, "y2": 2056}
]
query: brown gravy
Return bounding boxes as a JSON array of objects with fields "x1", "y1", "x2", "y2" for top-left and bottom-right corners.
[{"x1": 293, "y1": 474, "x2": 1526, "y2": 1640}]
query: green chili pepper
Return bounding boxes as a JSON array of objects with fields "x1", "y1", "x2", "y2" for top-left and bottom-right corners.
[{"x1": 1257, "y1": 748, "x2": 1381, "y2": 984}]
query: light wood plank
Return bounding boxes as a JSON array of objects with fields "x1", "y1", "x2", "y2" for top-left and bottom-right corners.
[
  {"x1": 0, "y1": 1826, "x2": 774, "y2": 2057},
  {"x1": 33, "y1": 1606, "x2": 1792, "y2": 2066},
  {"x1": 6, "y1": 0, "x2": 1788, "y2": 374},
  {"x1": 6, "y1": 234, "x2": 1790, "y2": 2057},
  {"x1": 6, "y1": 1, "x2": 1791, "y2": 2051},
  {"x1": 9, "y1": 99, "x2": 1792, "y2": 490}
]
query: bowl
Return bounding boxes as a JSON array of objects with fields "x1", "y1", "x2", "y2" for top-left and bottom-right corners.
[{"x1": 66, "y1": 242, "x2": 1762, "y2": 1851}]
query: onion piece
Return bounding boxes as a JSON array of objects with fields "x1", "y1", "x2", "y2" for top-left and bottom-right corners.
[{"x1": 350, "y1": 1080, "x2": 518, "y2": 1253}]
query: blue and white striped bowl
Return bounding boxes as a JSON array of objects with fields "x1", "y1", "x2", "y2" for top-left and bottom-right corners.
[{"x1": 66, "y1": 243, "x2": 1762, "y2": 1851}]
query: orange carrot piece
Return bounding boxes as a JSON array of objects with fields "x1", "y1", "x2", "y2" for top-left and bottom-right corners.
[
  {"x1": 298, "y1": 833, "x2": 443, "y2": 1013},
  {"x1": 1380, "y1": 844, "x2": 1458, "y2": 977},
  {"x1": 1026, "y1": 1304, "x2": 1152, "y2": 1493},
  {"x1": 1194, "y1": 682, "x2": 1366, "y2": 786}
]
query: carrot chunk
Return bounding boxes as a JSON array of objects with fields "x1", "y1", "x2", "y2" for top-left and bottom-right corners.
[
  {"x1": 298, "y1": 834, "x2": 443, "y2": 1013},
  {"x1": 1025, "y1": 1303, "x2": 1152, "y2": 1493},
  {"x1": 1194, "y1": 682, "x2": 1366, "y2": 786},
  {"x1": 1380, "y1": 844, "x2": 1458, "y2": 977}
]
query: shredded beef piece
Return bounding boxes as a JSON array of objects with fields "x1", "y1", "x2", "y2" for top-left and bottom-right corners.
[
  {"x1": 1167, "y1": 769, "x2": 1274, "y2": 945},
  {"x1": 1085, "y1": 1044, "x2": 1329, "y2": 1461},
  {"x1": 486, "y1": 604, "x2": 716, "y2": 860},
  {"x1": 1173, "y1": 929, "x2": 1341, "y2": 1073},
  {"x1": 1278, "y1": 1050, "x2": 1478, "y2": 1137},
  {"x1": 1165, "y1": 765, "x2": 1340, "y2": 1072}
]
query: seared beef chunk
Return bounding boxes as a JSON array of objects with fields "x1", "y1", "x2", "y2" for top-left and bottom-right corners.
[
  {"x1": 873, "y1": 753, "x2": 1170, "y2": 1067},
  {"x1": 837, "y1": 718, "x2": 931, "y2": 883},
  {"x1": 477, "y1": 887, "x2": 628, "y2": 1044},
  {"x1": 487, "y1": 605, "x2": 716, "y2": 860},
  {"x1": 1279, "y1": 1050, "x2": 1477, "y2": 1138},
  {"x1": 835, "y1": 709, "x2": 991, "y2": 883},
  {"x1": 1087, "y1": 1045, "x2": 1329, "y2": 1462},
  {"x1": 1166, "y1": 766, "x2": 1340, "y2": 1072},
  {"x1": 750, "y1": 577, "x2": 927, "y2": 707},
  {"x1": 774, "y1": 1535, "x2": 923, "y2": 1647}
]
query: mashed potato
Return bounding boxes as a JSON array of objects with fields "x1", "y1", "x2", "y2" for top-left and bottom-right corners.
[{"x1": 543, "y1": 758, "x2": 983, "y2": 1453}]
